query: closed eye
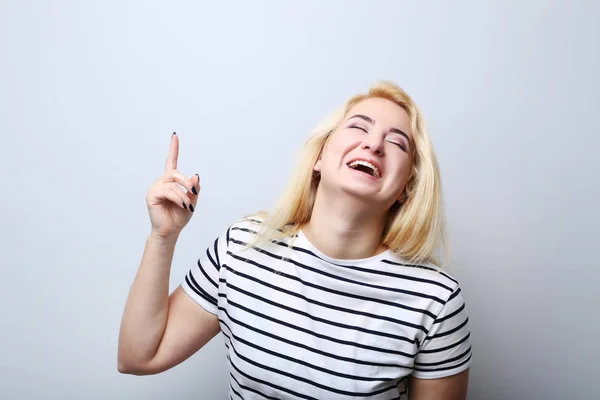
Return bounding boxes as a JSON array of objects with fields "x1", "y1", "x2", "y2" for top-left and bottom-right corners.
[
  {"x1": 387, "y1": 139, "x2": 407, "y2": 152},
  {"x1": 350, "y1": 124, "x2": 368, "y2": 133}
]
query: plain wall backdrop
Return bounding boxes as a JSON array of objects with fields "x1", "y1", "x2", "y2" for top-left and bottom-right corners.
[{"x1": 1, "y1": 1, "x2": 598, "y2": 399}]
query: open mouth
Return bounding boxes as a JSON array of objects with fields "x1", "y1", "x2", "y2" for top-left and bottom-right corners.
[{"x1": 347, "y1": 160, "x2": 381, "y2": 178}]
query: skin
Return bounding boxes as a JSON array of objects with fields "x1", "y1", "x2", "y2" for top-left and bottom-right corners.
[
  {"x1": 304, "y1": 97, "x2": 469, "y2": 398},
  {"x1": 118, "y1": 101, "x2": 469, "y2": 397},
  {"x1": 305, "y1": 97, "x2": 414, "y2": 260},
  {"x1": 118, "y1": 133, "x2": 220, "y2": 375}
]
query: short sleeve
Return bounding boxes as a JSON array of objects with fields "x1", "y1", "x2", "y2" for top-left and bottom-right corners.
[
  {"x1": 181, "y1": 227, "x2": 230, "y2": 315},
  {"x1": 412, "y1": 285, "x2": 472, "y2": 379}
]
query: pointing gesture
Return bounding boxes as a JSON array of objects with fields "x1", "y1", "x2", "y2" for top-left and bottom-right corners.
[
  {"x1": 146, "y1": 133, "x2": 200, "y2": 238},
  {"x1": 165, "y1": 132, "x2": 179, "y2": 173}
]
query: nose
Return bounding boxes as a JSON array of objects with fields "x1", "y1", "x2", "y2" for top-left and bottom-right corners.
[{"x1": 362, "y1": 134, "x2": 384, "y2": 156}]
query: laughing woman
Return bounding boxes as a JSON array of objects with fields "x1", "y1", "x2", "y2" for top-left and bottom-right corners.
[{"x1": 118, "y1": 81, "x2": 472, "y2": 399}]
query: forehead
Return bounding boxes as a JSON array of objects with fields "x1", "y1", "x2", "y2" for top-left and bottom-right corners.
[{"x1": 345, "y1": 97, "x2": 412, "y2": 136}]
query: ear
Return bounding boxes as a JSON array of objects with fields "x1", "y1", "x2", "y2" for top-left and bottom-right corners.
[
  {"x1": 313, "y1": 159, "x2": 322, "y2": 172},
  {"x1": 397, "y1": 191, "x2": 407, "y2": 204}
]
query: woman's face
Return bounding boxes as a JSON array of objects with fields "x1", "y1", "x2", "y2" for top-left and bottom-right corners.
[{"x1": 314, "y1": 97, "x2": 414, "y2": 210}]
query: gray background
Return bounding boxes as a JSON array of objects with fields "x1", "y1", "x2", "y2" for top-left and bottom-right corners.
[{"x1": 1, "y1": 1, "x2": 598, "y2": 399}]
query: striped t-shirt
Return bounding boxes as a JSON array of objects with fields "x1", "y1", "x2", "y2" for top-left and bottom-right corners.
[{"x1": 181, "y1": 219, "x2": 472, "y2": 399}]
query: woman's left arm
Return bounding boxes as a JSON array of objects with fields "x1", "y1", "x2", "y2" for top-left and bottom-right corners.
[
  {"x1": 408, "y1": 369, "x2": 469, "y2": 400},
  {"x1": 409, "y1": 283, "x2": 472, "y2": 399}
]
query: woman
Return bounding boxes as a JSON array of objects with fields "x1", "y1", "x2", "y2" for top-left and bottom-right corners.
[{"x1": 118, "y1": 81, "x2": 472, "y2": 399}]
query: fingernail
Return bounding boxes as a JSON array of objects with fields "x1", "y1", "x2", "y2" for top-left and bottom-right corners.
[
  {"x1": 181, "y1": 201, "x2": 186, "y2": 209},
  {"x1": 193, "y1": 173, "x2": 200, "y2": 194},
  {"x1": 189, "y1": 203, "x2": 195, "y2": 212},
  {"x1": 172, "y1": 132, "x2": 176, "y2": 137}
]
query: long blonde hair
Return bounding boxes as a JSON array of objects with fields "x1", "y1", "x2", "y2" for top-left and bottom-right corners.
[{"x1": 247, "y1": 80, "x2": 447, "y2": 266}]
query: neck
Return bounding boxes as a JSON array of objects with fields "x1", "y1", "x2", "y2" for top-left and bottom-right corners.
[{"x1": 302, "y1": 188, "x2": 388, "y2": 260}]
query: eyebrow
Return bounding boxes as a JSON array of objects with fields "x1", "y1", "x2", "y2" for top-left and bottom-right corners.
[
  {"x1": 348, "y1": 114, "x2": 411, "y2": 146},
  {"x1": 349, "y1": 114, "x2": 375, "y2": 124}
]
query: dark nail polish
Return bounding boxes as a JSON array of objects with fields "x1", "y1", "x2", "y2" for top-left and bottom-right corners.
[
  {"x1": 191, "y1": 186, "x2": 198, "y2": 195},
  {"x1": 172, "y1": 132, "x2": 176, "y2": 137},
  {"x1": 189, "y1": 203, "x2": 195, "y2": 212},
  {"x1": 182, "y1": 201, "x2": 186, "y2": 209}
]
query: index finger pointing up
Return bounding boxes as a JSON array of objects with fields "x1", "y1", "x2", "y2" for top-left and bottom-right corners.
[{"x1": 166, "y1": 132, "x2": 179, "y2": 172}]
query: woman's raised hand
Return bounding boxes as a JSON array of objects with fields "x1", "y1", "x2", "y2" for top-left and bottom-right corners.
[{"x1": 145, "y1": 133, "x2": 200, "y2": 238}]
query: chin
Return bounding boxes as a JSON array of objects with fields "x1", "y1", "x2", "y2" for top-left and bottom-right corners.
[{"x1": 339, "y1": 184, "x2": 383, "y2": 203}]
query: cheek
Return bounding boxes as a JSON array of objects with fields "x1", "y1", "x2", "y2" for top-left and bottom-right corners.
[
  {"x1": 325, "y1": 132, "x2": 360, "y2": 160},
  {"x1": 388, "y1": 159, "x2": 413, "y2": 189},
  {"x1": 321, "y1": 140, "x2": 347, "y2": 165}
]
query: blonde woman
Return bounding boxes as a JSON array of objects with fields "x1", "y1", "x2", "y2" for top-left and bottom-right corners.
[{"x1": 118, "y1": 81, "x2": 472, "y2": 399}]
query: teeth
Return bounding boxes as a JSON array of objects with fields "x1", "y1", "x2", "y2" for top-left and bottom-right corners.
[{"x1": 348, "y1": 160, "x2": 380, "y2": 178}]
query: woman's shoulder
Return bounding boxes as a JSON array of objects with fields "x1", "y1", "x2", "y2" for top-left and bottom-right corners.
[
  {"x1": 381, "y1": 251, "x2": 463, "y2": 294},
  {"x1": 218, "y1": 214, "x2": 264, "y2": 244},
  {"x1": 222, "y1": 212, "x2": 296, "y2": 248},
  {"x1": 228, "y1": 213, "x2": 264, "y2": 231}
]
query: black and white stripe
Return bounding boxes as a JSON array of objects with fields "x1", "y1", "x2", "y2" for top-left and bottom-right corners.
[{"x1": 182, "y1": 219, "x2": 472, "y2": 399}]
